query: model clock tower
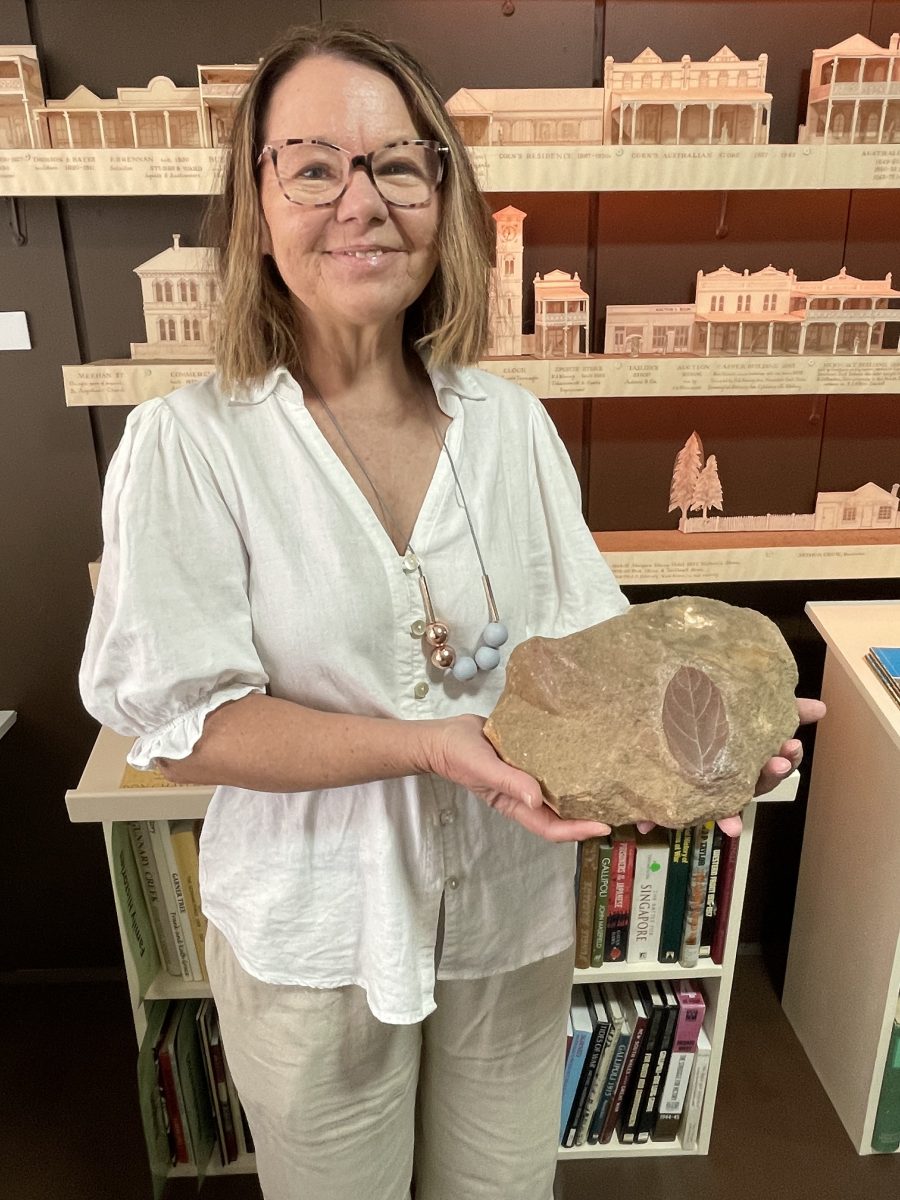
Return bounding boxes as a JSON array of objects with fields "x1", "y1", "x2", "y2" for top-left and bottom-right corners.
[{"x1": 489, "y1": 205, "x2": 527, "y2": 356}]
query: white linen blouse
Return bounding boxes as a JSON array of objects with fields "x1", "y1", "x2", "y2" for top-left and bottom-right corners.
[{"x1": 79, "y1": 361, "x2": 628, "y2": 1024}]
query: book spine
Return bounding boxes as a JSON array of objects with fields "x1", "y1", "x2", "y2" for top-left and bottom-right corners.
[
  {"x1": 626, "y1": 833, "x2": 669, "y2": 963},
  {"x1": 679, "y1": 1029, "x2": 712, "y2": 1151},
  {"x1": 651, "y1": 1050, "x2": 695, "y2": 1141},
  {"x1": 575, "y1": 838, "x2": 601, "y2": 969},
  {"x1": 604, "y1": 833, "x2": 636, "y2": 963},
  {"x1": 699, "y1": 826, "x2": 724, "y2": 957},
  {"x1": 680, "y1": 822, "x2": 715, "y2": 969},
  {"x1": 209, "y1": 1018, "x2": 240, "y2": 1163},
  {"x1": 573, "y1": 994, "x2": 616, "y2": 1146},
  {"x1": 600, "y1": 1005, "x2": 647, "y2": 1144},
  {"x1": 638, "y1": 986, "x2": 678, "y2": 1143},
  {"x1": 659, "y1": 826, "x2": 693, "y2": 963},
  {"x1": 588, "y1": 1021, "x2": 630, "y2": 1143},
  {"x1": 157, "y1": 1017, "x2": 190, "y2": 1163},
  {"x1": 710, "y1": 830, "x2": 740, "y2": 965},
  {"x1": 566, "y1": 1004, "x2": 609, "y2": 1147},
  {"x1": 146, "y1": 820, "x2": 194, "y2": 982},
  {"x1": 590, "y1": 840, "x2": 612, "y2": 967},
  {"x1": 560, "y1": 1019, "x2": 592, "y2": 1142},
  {"x1": 127, "y1": 821, "x2": 180, "y2": 978},
  {"x1": 620, "y1": 986, "x2": 664, "y2": 1144},
  {"x1": 154, "y1": 819, "x2": 204, "y2": 983},
  {"x1": 170, "y1": 819, "x2": 208, "y2": 981},
  {"x1": 872, "y1": 1014, "x2": 900, "y2": 1153},
  {"x1": 195, "y1": 1001, "x2": 227, "y2": 1167}
]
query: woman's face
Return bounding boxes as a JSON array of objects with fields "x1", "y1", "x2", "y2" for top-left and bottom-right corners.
[{"x1": 258, "y1": 54, "x2": 441, "y2": 338}]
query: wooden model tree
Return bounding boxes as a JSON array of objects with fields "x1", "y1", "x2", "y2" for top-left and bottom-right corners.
[
  {"x1": 690, "y1": 455, "x2": 725, "y2": 519},
  {"x1": 669, "y1": 431, "x2": 704, "y2": 519}
]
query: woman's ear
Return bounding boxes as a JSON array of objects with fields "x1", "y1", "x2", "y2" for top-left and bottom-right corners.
[{"x1": 259, "y1": 214, "x2": 273, "y2": 257}]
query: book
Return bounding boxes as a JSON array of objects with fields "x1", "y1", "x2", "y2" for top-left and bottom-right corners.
[
  {"x1": 575, "y1": 838, "x2": 602, "y2": 968},
  {"x1": 590, "y1": 838, "x2": 613, "y2": 967},
  {"x1": 699, "y1": 825, "x2": 725, "y2": 957},
  {"x1": 679, "y1": 1026, "x2": 712, "y2": 1151},
  {"x1": 197, "y1": 1000, "x2": 239, "y2": 1165},
  {"x1": 652, "y1": 982, "x2": 707, "y2": 1142},
  {"x1": 710, "y1": 829, "x2": 740, "y2": 965},
  {"x1": 110, "y1": 822, "x2": 161, "y2": 998},
  {"x1": 137, "y1": 1000, "x2": 176, "y2": 1200},
  {"x1": 626, "y1": 828, "x2": 670, "y2": 963},
  {"x1": 866, "y1": 646, "x2": 900, "y2": 708},
  {"x1": 148, "y1": 819, "x2": 205, "y2": 982},
  {"x1": 636, "y1": 980, "x2": 679, "y2": 1143},
  {"x1": 565, "y1": 983, "x2": 609, "y2": 1147},
  {"x1": 872, "y1": 996, "x2": 900, "y2": 1153},
  {"x1": 604, "y1": 826, "x2": 636, "y2": 963},
  {"x1": 599, "y1": 982, "x2": 649, "y2": 1145},
  {"x1": 560, "y1": 988, "x2": 594, "y2": 1143},
  {"x1": 588, "y1": 984, "x2": 632, "y2": 1143},
  {"x1": 173, "y1": 999, "x2": 217, "y2": 1178},
  {"x1": 658, "y1": 826, "x2": 693, "y2": 963},
  {"x1": 619, "y1": 981, "x2": 666, "y2": 1144},
  {"x1": 145, "y1": 820, "x2": 194, "y2": 982},
  {"x1": 156, "y1": 1003, "x2": 191, "y2": 1164},
  {"x1": 680, "y1": 821, "x2": 715, "y2": 968},
  {"x1": 170, "y1": 818, "x2": 208, "y2": 980},
  {"x1": 127, "y1": 821, "x2": 181, "y2": 978},
  {"x1": 577, "y1": 983, "x2": 625, "y2": 1145}
]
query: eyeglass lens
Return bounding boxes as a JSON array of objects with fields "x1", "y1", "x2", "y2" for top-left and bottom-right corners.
[{"x1": 275, "y1": 142, "x2": 443, "y2": 205}]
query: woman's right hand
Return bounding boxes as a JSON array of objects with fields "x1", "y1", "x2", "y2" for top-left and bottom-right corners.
[{"x1": 422, "y1": 713, "x2": 611, "y2": 844}]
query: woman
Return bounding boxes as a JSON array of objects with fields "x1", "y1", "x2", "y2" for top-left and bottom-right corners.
[{"x1": 79, "y1": 22, "x2": 821, "y2": 1200}]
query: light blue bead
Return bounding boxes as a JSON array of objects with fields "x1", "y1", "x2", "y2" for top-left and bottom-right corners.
[
  {"x1": 451, "y1": 655, "x2": 478, "y2": 682},
  {"x1": 482, "y1": 622, "x2": 508, "y2": 648},
  {"x1": 474, "y1": 645, "x2": 501, "y2": 671}
]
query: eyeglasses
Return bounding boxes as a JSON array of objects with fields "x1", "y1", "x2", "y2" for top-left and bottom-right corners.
[{"x1": 256, "y1": 138, "x2": 449, "y2": 208}]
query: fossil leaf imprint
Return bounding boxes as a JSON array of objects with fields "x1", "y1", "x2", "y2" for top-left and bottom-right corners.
[{"x1": 662, "y1": 666, "x2": 729, "y2": 780}]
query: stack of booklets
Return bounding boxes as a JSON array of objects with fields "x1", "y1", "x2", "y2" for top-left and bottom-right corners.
[
  {"x1": 111, "y1": 820, "x2": 208, "y2": 996},
  {"x1": 865, "y1": 646, "x2": 900, "y2": 709},
  {"x1": 560, "y1": 980, "x2": 709, "y2": 1148},
  {"x1": 574, "y1": 823, "x2": 738, "y2": 970},
  {"x1": 139, "y1": 997, "x2": 255, "y2": 1195},
  {"x1": 872, "y1": 994, "x2": 900, "y2": 1153}
]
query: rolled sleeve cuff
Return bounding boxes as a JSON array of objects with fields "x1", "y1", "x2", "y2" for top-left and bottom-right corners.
[{"x1": 125, "y1": 682, "x2": 267, "y2": 771}]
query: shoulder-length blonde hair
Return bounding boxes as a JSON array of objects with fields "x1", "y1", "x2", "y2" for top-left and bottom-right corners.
[{"x1": 203, "y1": 22, "x2": 494, "y2": 393}]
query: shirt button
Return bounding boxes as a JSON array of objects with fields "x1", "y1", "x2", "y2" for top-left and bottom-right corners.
[
  {"x1": 439, "y1": 809, "x2": 455, "y2": 826},
  {"x1": 446, "y1": 876, "x2": 460, "y2": 890},
  {"x1": 411, "y1": 619, "x2": 426, "y2": 637},
  {"x1": 414, "y1": 681, "x2": 429, "y2": 700}
]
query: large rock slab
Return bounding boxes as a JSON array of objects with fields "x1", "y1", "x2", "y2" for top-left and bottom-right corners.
[{"x1": 484, "y1": 596, "x2": 799, "y2": 827}]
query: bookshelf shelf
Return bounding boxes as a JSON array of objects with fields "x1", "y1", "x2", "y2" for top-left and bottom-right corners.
[
  {"x1": 783, "y1": 600, "x2": 900, "y2": 1156},
  {"x1": 6, "y1": 143, "x2": 900, "y2": 197},
  {"x1": 170, "y1": 1152, "x2": 257, "y2": 1178},
  {"x1": 558, "y1": 1134, "x2": 697, "y2": 1159},
  {"x1": 61, "y1": 352, "x2": 900, "y2": 408}
]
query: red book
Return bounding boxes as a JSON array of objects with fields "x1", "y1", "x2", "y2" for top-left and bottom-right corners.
[
  {"x1": 156, "y1": 1005, "x2": 190, "y2": 1164},
  {"x1": 603, "y1": 827, "x2": 636, "y2": 963},
  {"x1": 710, "y1": 830, "x2": 740, "y2": 964}
]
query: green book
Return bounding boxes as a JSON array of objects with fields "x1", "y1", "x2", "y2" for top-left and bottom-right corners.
[
  {"x1": 590, "y1": 838, "x2": 613, "y2": 967},
  {"x1": 872, "y1": 997, "x2": 900, "y2": 1153},
  {"x1": 137, "y1": 1000, "x2": 174, "y2": 1200},
  {"x1": 658, "y1": 827, "x2": 694, "y2": 963},
  {"x1": 111, "y1": 822, "x2": 161, "y2": 999},
  {"x1": 173, "y1": 999, "x2": 219, "y2": 1180}
]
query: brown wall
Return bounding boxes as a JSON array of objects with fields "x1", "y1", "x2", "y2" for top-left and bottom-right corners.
[{"x1": 1, "y1": 0, "x2": 898, "y2": 975}]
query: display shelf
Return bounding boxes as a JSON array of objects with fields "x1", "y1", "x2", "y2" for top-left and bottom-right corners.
[
  {"x1": 62, "y1": 351, "x2": 900, "y2": 407},
  {"x1": 169, "y1": 1152, "x2": 257, "y2": 1178},
  {"x1": 0, "y1": 710, "x2": 16, "y2": 741},
  {"x1": 7, "y1": 143, "x2": 900, "y2": 197},
  {"x1": 783, "y1": 601, "x2": 900, "y2": 1156},
  {"x1": 594, "y1": 531, "x2": 900, "y2": 585}
]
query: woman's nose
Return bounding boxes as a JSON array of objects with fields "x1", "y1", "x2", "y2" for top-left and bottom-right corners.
[{"x1": 334, "y1": 164, "x2": 389, "y2": 222}]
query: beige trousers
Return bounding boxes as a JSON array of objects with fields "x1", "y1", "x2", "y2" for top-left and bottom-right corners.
[{"x1": 205, "y1": 922, "x2": 574, "y2": 1200}]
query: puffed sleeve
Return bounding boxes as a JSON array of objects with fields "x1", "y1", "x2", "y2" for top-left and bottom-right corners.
[
  {"x1": 79, "y1": 396, "x2": 269, "y2": 770},
  {"x1": 527, "y1": 396, "x2": 630, "y2": 633}
]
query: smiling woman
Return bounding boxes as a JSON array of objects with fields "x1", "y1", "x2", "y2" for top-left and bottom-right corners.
[{"x1": 77, "y1": 19, "x2": 819, "y2": 1200}]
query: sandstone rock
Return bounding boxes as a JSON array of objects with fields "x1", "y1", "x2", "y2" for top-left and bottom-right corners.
[{"x1": 484, "y1": 596, "x2": 799, "y2": 827}]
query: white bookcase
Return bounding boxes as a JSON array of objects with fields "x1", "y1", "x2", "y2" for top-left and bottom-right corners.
[
  {"x1": 783, "y1": 600, "x2": 900, "y2": 1156},
  {"x1": 66, "y1": 724, "x2": 797, "y2": 1178}
]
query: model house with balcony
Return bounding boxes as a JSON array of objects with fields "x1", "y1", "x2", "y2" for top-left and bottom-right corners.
[
  {"x1": 445, "y1": 87, "x2": 603, "y2": 145},
  {"x1": 603, "y1": 45, "x2": 771, "y2": 145},
  {"x1": 130, "y1": 234, "x2": 217, "y2": 359},
  {"x1": 799, "y1": 32, "x2": 900, "y2": 144},
  {"x1": 197, "y1": 63, "x2": 256, "y2": 147},
  {"x1": 0, "y1": 44, "x2": 44, "y2": 148},
  {"x1": 533, "y1": 270, "x2": 590, "y2": 357}
]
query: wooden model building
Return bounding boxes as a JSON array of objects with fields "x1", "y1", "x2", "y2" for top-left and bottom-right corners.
[
  {"x1": 445, "y1": 87, "x2": 603, "y2": 145},
  {"x1": 671, "y1": 432, "x2": 900, "y2": 533},
  {"x1": 606, "y1": 265, "x2": 900, "y2": 357},
  {"x1": 533, "y1": 270, "x2": 590, "y2": 357},
  {"x1": 0, "y1": 45, "x2": 44, "y2": 148},
  {"x1": 488, "y1": 205, "x2": 526, "y2": 356},
  {"x1": 602, "y1": 45, "x2": 771, "y2": 146},
  {"x1": 130, "y1": 235, "x2": 216, "y2": 360},
  {"x1": 799, "y1": 33, "x2": 900, "y2": 144}
]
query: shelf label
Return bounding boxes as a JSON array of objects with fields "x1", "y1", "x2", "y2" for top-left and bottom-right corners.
[{"x1": 0, "y1": 148, "x2": 224, "y2": 195}]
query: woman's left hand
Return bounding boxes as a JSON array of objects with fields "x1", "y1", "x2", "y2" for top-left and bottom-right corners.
[{"x1": 637, "y1": 696, "x2": 828, "y2": 840}]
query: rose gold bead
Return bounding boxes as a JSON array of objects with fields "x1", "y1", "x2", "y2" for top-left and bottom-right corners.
[
  {"x1": 431, "y1": 644, "x2": 456, "y2": 669},
  {"x1": 424, "y1": 621, "x2": 450, "y2": 647}
]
